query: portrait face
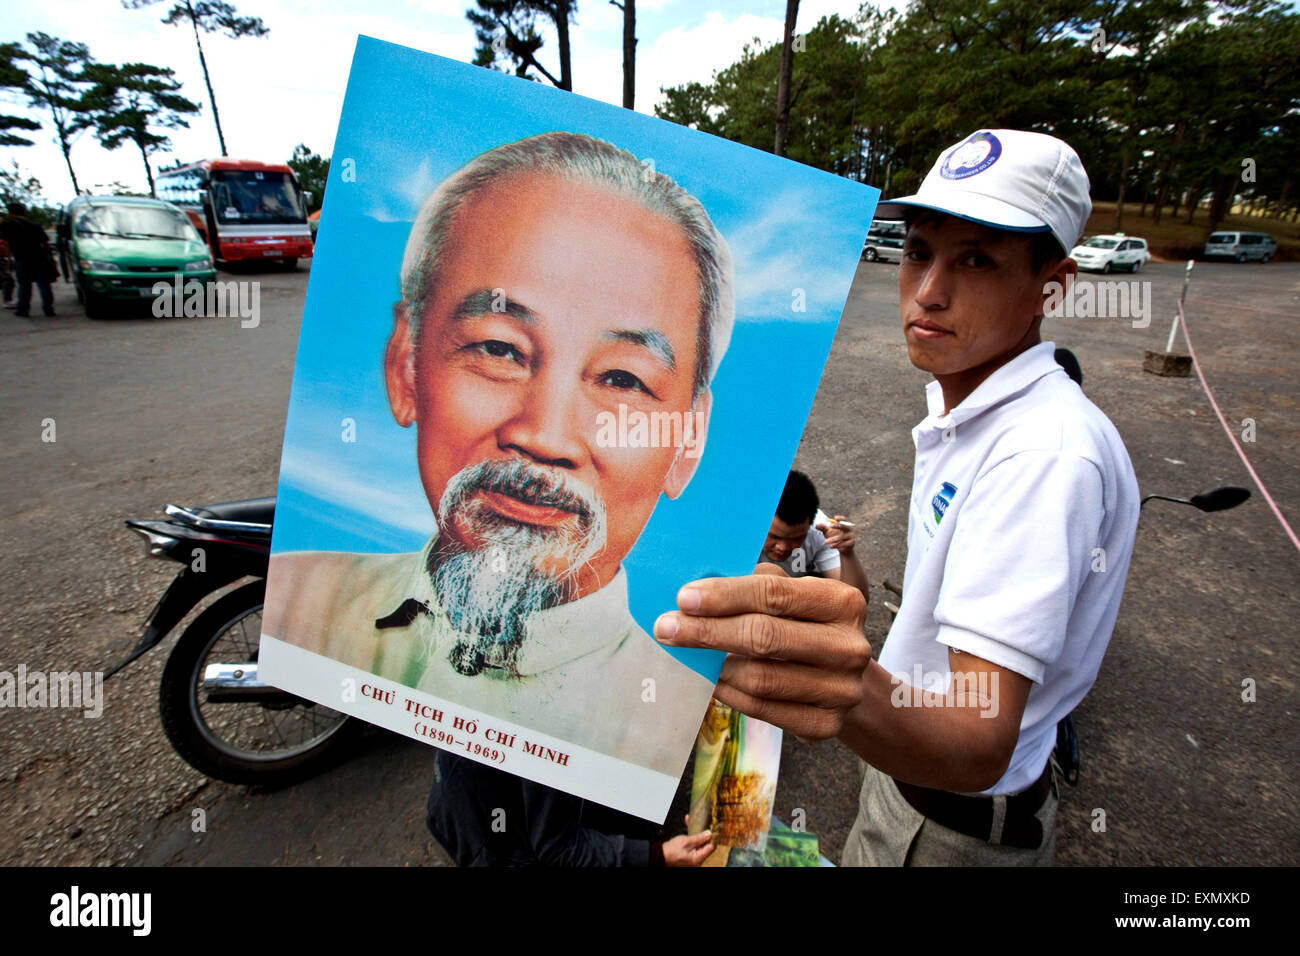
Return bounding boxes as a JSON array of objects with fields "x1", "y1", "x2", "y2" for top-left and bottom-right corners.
[
  {"x1": 899, "y1": 214, "x2": 1069, "y2": 385},
  {"x1": 761, "y1": 515, "x2": 811, "y2": 563},
  {"x1": 385, "y1": 172, "x2": 710, "y2": 605}
]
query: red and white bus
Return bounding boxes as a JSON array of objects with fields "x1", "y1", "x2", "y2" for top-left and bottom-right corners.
[{"x1": 155, "y1": 158, "x2": 315, "y2": 269}]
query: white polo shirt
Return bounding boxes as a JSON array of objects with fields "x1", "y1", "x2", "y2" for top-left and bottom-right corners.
[{"x1": 878, "y1": 340, "x2": 1139, "y2": 795}]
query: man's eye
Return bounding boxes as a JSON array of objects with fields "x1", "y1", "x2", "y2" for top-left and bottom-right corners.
[
  {"x1": 469, "y1": 340, "x2": 525, "y2": 363},
  {"x1": 902, "y1": 249, "x2": 928, "y2": 262},
  {"x1": 962, "y1": 253, "x2": 993, "y2": 268},
  {"x1": 599, "y1": 369, "x2": 653, "y2": 395}
]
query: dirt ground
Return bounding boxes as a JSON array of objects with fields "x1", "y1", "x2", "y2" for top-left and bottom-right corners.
[{"x1": 0, "y1": 257, "x2": 1296, "y2": 866}]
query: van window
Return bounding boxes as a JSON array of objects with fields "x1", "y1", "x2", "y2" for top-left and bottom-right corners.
[
  {"x1": 1206, "y1": 234, "x2": 1234, "y2": 244},
  {"x1": 1241, "y1": 235, "x2": 1260, "y2": 245}
]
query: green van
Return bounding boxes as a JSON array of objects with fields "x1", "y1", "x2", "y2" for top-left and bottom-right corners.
[{"x1": 62, "y1": 195, "x2": 217, "y2": 318}]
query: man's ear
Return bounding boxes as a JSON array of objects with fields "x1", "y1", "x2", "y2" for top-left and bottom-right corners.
[
  {"x1": 1039, "y1": 255, "x2": 1078, "y2": 317},
  {"x1": 385, "y1": 303, "x2": 417, "y2": 428},
  {"x1": 664, "y1": 388, "x2": 712, "y2": 500}
]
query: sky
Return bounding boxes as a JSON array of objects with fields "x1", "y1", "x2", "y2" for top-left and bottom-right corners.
[{"x1": 1, "y1": 0, "x2": 903, "y2": 204}]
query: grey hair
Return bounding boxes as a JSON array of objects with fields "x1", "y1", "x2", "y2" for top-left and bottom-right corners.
[{"x1": 399, "y1": 131, "x2": 735, "y2": 399}]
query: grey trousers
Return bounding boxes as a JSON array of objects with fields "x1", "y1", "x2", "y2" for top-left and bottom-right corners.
[{"x1": 841, "y1": 762, "x2": 1058, "y2": 866}]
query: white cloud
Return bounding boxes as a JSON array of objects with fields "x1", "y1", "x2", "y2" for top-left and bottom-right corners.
[
  {"x1": 727, "y1": 186, "x2": 866, "y2": 320},
  {"x1": 279, "y1": 445, "x2": 434, "y2": 539}
]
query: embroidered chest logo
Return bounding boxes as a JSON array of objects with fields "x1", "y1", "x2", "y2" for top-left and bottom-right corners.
[{"x1": 931, "y1": 481, "x2": 958, "y2": 524}]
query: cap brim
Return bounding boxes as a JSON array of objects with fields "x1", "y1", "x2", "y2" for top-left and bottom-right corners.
[{"x1": 874, "y1": 194, "x2": 1051, "y2": 234}]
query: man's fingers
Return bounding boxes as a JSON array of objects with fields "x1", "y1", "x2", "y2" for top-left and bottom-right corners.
[
  {"x1": 663, "y1": 574, "x2": 866, "y2": 625},
  {"x1": 684, "y1": 829, "x2": 712, "y2": 848},
  {"x1": 657, "y1": 606, "x2": 869, "y2": 670},
  {"x1": 719, "y1": 655, "x2": 866, "y2": 710},
  {"x1": 711, "y1": 680, "x2": 850, "y2": 740}
]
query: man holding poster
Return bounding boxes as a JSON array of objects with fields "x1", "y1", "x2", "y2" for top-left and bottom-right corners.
[
  {"x1": 264, "y1": 132, "x2": 729, "y2": 776},
  {"x1": 658, "y1": 129, "x2": 1139, "y2": 865}
]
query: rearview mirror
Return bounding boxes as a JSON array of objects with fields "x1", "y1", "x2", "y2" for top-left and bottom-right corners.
[{"x1": 1189, "y1": 486, "x2": 1251, "y2": 512}]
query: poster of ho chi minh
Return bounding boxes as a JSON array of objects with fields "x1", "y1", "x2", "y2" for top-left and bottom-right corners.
[{"x1": 258, "y1": 35, "x2": 878, "y2": 821}]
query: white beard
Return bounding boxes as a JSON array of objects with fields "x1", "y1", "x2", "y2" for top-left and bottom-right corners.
[{"x1": 427, "y1": 458, "x2": 607, "y2": 677}]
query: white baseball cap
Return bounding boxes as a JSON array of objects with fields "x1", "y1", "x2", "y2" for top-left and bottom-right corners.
[{"x1": 875, "y1": 129, "x2": 1092, "y2": 255}]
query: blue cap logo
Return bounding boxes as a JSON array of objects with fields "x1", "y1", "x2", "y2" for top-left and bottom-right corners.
[
  {"x1": 931, "y1": 481, "x2": 958, "y2": 524},
  {"x1": 940, "y1": 132, "x2": 1002, "y2": 180}
]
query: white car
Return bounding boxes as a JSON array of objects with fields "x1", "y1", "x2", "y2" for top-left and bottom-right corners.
[{"x1": 1070, "y1": 234, "x2": 1151, "y2": 273}]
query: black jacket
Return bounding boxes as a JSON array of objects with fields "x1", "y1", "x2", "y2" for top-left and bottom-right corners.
[
  {"x1": 0, "y1": 217, "x2": 57, "y2": 280},
  {"x1": 426, "y1": 749, "x2": 663, "y2": 866}
]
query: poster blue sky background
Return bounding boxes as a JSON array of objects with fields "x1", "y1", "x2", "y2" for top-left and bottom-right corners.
[{"x1": 271, "y1": 35, "x2": 878, "y2": 680}]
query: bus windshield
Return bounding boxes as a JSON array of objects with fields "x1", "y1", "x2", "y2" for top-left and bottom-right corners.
[{"x1": 211, "y1": 170, "x2": 305, "y2": 224}]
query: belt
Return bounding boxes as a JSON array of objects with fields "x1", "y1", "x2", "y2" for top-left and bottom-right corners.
[{"x1": 893, "y1": 761, "x2": 1054, "y2": 850}]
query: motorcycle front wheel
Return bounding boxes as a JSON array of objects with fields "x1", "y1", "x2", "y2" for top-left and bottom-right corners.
[{"x1": 159, "y1": 580, "x2": 362, "y2": 787}]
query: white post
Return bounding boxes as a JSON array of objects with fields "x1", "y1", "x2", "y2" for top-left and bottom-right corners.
[
  {"x1": 1165, "y1": 312, "x2": 1180, "y2": 353},
  {"x1": 1180, "y1": 258, "x2": 1194, "y2": 305}
]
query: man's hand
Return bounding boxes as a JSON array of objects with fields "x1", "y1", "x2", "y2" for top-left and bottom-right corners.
[
  {"x1": 818, "y1": 515, "x2": 856, "y2": 554},
  {"x1": 654, "y1": 575, "x2": 870, "y2": 739},
  {"x1": 663, "y1": 821, "x2": 714, "y2": 866}
]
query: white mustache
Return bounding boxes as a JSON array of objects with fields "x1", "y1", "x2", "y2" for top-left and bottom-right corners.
[
  {"x1": 436, "y1": 457, "x2": 607, "y2": 564},
  {"x1": 428, "y1": 458, "x2": 609, "y2": 677}
]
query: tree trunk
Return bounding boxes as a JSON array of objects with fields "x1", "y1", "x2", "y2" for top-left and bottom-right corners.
[
  {"x1": 59, "y1": 132, "x2": 81, "y2": 196},
  {"x1": 555, "y1": 0, "x2": 573, "y2": 91},
  {"x1": 188, "y1": 1, "x2": 228, "y2": 155},
  {"x1": 1184, "y1": 180, "x2": 1204, "y2": 225},
  {"x1": 137, "y1": 136, "x2": 155, "y2": 197},
  {"x1": 1205, "y1": 173, "x2": 1235, "y2": 236},
  {"x1": 1159, "y1": 123, "x2": 1190, "y2": 226},
  {"x1": 1272, "y1": 180, "x2": 1292, "y2": 219},
  {"x1": 621, "y1": 0, "x2": 636, "y2": 109},
  {"x1": 1113, "y1": 142, "x2": 1131, "y2": 232},
  {"x1": 773, "y1": 0, "x2": 799, "y2": 156}
]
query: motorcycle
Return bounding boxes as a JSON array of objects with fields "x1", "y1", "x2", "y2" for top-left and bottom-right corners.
[
  {"x1": 110, "y1": 359, "x2": 1252, "y2": 791},
  {"x1": 106, "y1": 498, "x2": 363, "y2": 786}
]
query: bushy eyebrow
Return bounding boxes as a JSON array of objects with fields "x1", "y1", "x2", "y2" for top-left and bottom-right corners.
[
  {"x1": 450, "y1": 289, "x2": 538, "y2": 324},
  {"x1": 446, "y1": 294, "x2": 677, "y2": 369},
  {"x1": 604, "y1": 329, "x2": 676, "y2": 370}
]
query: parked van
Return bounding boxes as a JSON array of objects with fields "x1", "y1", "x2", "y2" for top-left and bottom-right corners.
[
  {"x1": 1203, "y1": 231, "x2": 1277, "y2": 262},
  {"x1": 861, "y1": 219, "x2": 905, "y2": 262},
  {"x1": 62, "y1": 195, "x2": 216, "y2": 318}
]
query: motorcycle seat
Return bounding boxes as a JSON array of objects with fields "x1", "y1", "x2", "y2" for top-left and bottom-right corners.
[{"x1": 194, "y1": 497, "x2": 276, "y2": 525}]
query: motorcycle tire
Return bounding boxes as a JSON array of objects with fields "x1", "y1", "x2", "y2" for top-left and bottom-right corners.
[{"x1": 159, "y1": 580, "x2": 363, "y2": 787}]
